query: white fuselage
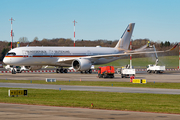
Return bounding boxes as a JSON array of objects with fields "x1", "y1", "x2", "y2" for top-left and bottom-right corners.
[{"x1": 3, "y1": 46, "x2": 125, "y2": 67}]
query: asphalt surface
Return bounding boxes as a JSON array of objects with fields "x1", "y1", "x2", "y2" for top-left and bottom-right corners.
[
  {"x1": 1, "y1": 82, "x2": 180, "y2": 95},
  {"x1": 1, "y1": 71, "x2": 180, "y2": 120}
]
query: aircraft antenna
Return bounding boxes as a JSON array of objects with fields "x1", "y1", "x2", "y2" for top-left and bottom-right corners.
[
  {"x1": 9, "y1": 17, "x2": 15, "y2": 49},
  {"x1": 72, "y1": 20, "x2": 77, "y2": 47}
]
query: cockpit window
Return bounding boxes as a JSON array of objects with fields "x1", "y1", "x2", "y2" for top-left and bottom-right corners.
[{"x1": 6, "y1": 52, "x2": 16, "y2": 56}]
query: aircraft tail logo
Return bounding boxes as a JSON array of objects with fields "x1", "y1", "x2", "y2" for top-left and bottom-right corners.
[{"x1": 115, "y1": 23, "x2": 135, "y2": 50}]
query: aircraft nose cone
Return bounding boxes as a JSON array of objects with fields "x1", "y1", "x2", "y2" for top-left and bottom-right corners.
[{"x1": 3, "y1": 57, "x2": 10, "y2": 64}]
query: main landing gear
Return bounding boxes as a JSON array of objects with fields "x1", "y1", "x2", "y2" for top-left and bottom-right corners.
[
  {"x1": 80, "y1": 69, "x2": 92, "y2": 74},
  {"x1": 12, "y1": 68, "x2": 16, "y2": 74},
  {"x1": 56, "y1": 68, "x2": 68, "y2": 73}
]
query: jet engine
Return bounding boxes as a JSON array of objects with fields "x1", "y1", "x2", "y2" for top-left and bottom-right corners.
[
  {"x1": 25, "y1": 66, "x2": 42, "y2": 70},
  {"x1": 72, "y1": 59, "x2": 92, "y2": 71}
]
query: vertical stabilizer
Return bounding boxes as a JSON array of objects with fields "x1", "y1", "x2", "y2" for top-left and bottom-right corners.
[{"x1": 115, "y1": 23, "x2": 135, "y2": 50}]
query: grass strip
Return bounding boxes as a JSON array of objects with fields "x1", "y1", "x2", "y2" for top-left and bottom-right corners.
[
  {"x1": 95, "y1": 56, "x2": 179, "y2": 68},
  {"x1": 1, "y1": 80, "x2": 180, "y2": 89},
  {"x1": 0, "y1": 87, "x2": 180, "y2": 114}
]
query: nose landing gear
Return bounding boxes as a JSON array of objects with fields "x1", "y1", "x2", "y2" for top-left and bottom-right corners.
[{"x1": 12, "y1": 68, "x2": 16, "y2": 74}]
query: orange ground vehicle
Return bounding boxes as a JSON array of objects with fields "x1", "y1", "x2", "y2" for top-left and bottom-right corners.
[{"x1": 98, "y1": 66, "x2": 115, "y2": 78}]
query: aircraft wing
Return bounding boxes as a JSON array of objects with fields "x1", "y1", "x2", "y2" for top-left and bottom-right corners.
[
  {"x1": 57, "y1": 43, "x2": 178, "y2": 63},
  {"x1": 84, "y1": 43, "x2": 178, "y2": 59}
]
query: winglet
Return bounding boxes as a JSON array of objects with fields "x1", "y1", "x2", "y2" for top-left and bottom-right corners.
[{"x1": 166, "y1": 43, "x2": 178, "y2": 51}]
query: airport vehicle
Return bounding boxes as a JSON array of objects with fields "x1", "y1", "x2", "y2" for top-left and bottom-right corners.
[
  {"x1": 146, "y1": 45, "x2": 165, "y2": 74},
  {"x1": 117, "y1": 65, "x2": 135, "y2": 78},
  {"x1": 3, "y1": 23, "x2": 178, "y2": 74},
  {"x1": 147, "y1": 64, "x2": 165, "y2": 73},
  {"x1": 5, "y1": 65, "x2": 29, "y2": 74},
  {"x1": 98, "y1": 66, "x2": 115, "y2": 78}
]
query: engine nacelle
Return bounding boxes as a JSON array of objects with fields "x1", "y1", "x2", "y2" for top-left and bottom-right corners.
[
  {"x1": 72, "y1": 59, "x2": 92, "y2": 71},
  {"x1": 25, "y1": 65, "x2": 42, "y2": 70}
]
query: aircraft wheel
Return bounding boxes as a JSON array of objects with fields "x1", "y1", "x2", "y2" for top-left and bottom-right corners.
[
  {"x1": 64, "y1": 69, "x2": 67, "y2": 73},
  {"x1": 89, "y1": 69, "x2": 92, "y2": 74},
  {"x1": 56, "y1": 69, "x2": 59, "y2": 73},
  {"x1": 12, "y1": 69, "x2": 16, "y2": 74},
  {"x1": 60, "y1": 69, "x2": 64, "y2": 73},
  {"x1": 80, "y1": 71, "x2": 83, "y2": 74},
  {"x1": 85, "y1": 71, "x2": 88, "y2": 74}
]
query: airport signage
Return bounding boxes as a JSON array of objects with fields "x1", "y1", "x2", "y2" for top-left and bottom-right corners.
[
  {"x1": 8, "y1": 89, "x2": 28, "y2": 97},
  {"x1": 132, "y1": 79, "x2": 141, "y2": 83},
  {"x1": 46, "y1": 78, "x2": 56, "y2": 82},
  {"x1": 132, "y1": 79, "x2": 147, "y2": 84},
  {"x1": 141, "y1": 79, "x2": 147, "y2": 84}
]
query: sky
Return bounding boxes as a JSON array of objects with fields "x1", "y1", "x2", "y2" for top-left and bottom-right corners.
[{"x1": 0, "y1": 0, "x2": 180, "y2": 43}]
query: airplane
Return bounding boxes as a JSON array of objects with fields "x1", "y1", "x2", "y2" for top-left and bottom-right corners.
[{"x1": 3, "y1": 23, "x2": 178, "y2": 74}]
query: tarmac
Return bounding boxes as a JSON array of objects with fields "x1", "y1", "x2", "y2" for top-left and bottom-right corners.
[{"x1": 1, "y1": 71, "x2": 180, "y2": 120}]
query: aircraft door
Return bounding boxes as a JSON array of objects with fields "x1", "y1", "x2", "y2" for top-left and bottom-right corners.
[
  {"x1": 49, "y1": 50, "x2": 54, "y2": 58},
  {"x1": 87, "y1": 50, "x2": 92, "y2": 56}
]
